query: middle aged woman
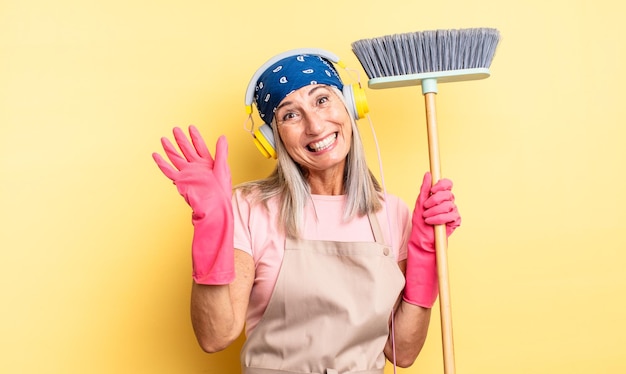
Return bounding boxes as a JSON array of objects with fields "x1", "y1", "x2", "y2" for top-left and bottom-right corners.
[{"x1": 153, "y1": 49, "x2": 461, "y2": 374}]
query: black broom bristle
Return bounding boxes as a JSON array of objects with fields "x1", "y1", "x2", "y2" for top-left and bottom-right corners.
[{"x1": 352, "y1": 28, "x2": 501, "y2": 79}]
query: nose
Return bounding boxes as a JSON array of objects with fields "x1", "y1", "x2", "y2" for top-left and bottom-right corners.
[{"x1": 302, "y1": 109, "x2": 324, "y2": 135}]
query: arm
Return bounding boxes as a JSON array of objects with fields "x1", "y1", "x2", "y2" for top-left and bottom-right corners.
[
  {"x1": 153, "y1": 126, "x2": 250, "y2": 351},
  {"x1": 385, "y1": 172, "x2": 461, "y2": 367},
  {"x1": 191, "y1": 249, "x2": 254, "y2": 352},
  {"x1": 384, "y1": 260, "x2": 432, "y2": 368}
]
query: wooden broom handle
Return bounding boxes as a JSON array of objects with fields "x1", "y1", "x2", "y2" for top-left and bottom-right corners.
[{"x1": 424, "y1": 91, "x2": 456, "y2": 374}]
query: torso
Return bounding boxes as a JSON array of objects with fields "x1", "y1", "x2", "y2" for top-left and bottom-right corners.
[{"x1": 232, "y1": 191, "x2": 411, "y2": 336}]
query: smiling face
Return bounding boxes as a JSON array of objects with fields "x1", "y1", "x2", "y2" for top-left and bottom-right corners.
[{"x1": 275, "y1": 84, "x2": 352, "y2": 189}]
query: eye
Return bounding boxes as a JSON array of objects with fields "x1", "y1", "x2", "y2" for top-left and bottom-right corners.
[
  {"x1": 317, "y1": 95, "x2": 330, "y2": 105},
  {"x1": 279, "y1": 110, "x2": 300, "y2": 125}
]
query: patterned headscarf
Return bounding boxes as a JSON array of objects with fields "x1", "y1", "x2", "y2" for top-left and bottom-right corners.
[{"x1": 253, "y1": 54, "x2": 344, "y2": 125}]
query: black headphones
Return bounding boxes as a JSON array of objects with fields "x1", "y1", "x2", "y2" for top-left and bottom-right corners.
[{"x1": 244, "y1": 48, "x2": 370, "y2": 159}]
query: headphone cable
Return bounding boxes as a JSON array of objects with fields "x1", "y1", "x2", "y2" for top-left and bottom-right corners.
[{"x1": 365, "y1": 113, "x2": 398, "y2": 374}]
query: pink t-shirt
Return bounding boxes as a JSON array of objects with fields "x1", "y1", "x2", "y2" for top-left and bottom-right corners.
[{"x1": 233, "y1": 189, "x2": 411, "y2": 336}]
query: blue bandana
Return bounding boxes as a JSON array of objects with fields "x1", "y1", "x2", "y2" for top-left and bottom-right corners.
[{"x1": 253, "y1": 54, "x2": 344, "y2": 125}]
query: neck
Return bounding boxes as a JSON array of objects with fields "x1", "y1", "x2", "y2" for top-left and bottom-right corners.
[{"x1": 306, "y1": 167, "x2": 345, "y2": 195}]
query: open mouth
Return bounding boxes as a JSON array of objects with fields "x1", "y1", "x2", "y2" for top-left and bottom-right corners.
[{"x1": 307, "y1": 132, "x2": 337, "y2": 152}]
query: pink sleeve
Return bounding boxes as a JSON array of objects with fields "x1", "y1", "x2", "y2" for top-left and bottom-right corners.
[
  {"x1": 231, "y1": 190, "x2": 285, "y2": 336},
  {"x1": 394, "y1": 196, "x2": 411, "y2": 262},
  {"x1": 374, "y1": 194, "x2": 410, "y2": 262},
  {"x1": 232, "y1": 190, "x2": 253, "y2": 256}
]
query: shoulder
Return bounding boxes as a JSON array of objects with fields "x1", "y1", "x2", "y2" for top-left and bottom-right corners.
[
  {"x1": 232, "y1": 186, "x2": 284, "y2": 257},
  {"x1": 232, "y1": 186, "x2": 279, "y2": 221},
  {"x1": 378, "y1": 193, "x2": 411, "y2": 236},
  {"x1": 380, "y1": 193, "x2": 410, "y2": 215}
]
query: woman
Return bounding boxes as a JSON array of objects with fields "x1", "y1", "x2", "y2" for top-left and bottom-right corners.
[{"x1": 153, "y1": 50, "x2": 461, "y2": 374}]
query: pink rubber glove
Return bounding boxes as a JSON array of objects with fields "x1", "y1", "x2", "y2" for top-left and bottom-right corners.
[
  {"x1": 152, "y1": 126, "x2": 235, "y2": 285},
  {"x1": 403, "y1": 172, "x2": 461, "y2": 308}
]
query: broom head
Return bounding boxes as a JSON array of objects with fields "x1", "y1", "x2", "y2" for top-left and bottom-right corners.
[{"x1": 352, "y1": 28, "x2": 500, "y2": 89}]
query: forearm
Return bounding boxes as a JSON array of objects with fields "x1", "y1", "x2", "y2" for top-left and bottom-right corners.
[
  {"x1": 384, "y1": 300, "x2": 432, "y2": 367},
  {"x1": 190, "y1": 283, "x2": 238, "y2": 352},
  {"x1": 190, "y1": 249, "x2": 253, "y2": 353}
]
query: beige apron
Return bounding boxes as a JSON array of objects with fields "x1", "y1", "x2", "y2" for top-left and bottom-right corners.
[{"x1": 241, "y1": 212, "x2": 405, "y2": 374}]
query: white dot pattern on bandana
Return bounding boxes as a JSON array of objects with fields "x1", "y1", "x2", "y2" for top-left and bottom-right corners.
[{"x1": 254, "y1": 54, "x2": 343, "y2": 125}]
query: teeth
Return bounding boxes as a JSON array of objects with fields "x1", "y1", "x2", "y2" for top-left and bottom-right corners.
[{"x1": 309, "y1": 133, "x2": 337, "y2": 152}]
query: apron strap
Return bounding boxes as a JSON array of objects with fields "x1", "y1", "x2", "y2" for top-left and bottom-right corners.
[{"x1": 367, "y1": 211, "x2": 385, "y2": 245}]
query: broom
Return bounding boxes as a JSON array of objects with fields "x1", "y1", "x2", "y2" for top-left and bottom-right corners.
[{"x1": 352, "y1": 28, "x2": 500, "y2": 374}]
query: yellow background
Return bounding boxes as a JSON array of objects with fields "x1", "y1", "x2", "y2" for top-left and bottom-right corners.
[{"x1": 2, "y1": 0, "x2": 624, "y2": 373}]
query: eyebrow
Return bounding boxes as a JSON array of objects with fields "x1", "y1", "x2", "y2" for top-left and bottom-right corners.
[{"x1": 276, "y1": 85, "x2": 329, "y2": 111}]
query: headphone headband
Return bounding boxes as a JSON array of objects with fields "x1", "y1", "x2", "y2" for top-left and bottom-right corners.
[{"x1": 244, "y1": 48, "x2": 345, "y2": 114}]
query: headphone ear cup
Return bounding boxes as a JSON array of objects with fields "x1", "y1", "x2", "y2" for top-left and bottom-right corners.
[
  {"x1": 253, "y1": 124, "x2": 277, "y2": 159},
  {"x1": 342, "y1": 84, "x2": 369, "y2": 120}
]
